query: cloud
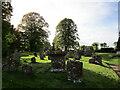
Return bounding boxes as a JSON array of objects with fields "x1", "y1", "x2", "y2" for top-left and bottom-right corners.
[{"x1": 11, "y1": 0, "x2": 118, "y2": 47}]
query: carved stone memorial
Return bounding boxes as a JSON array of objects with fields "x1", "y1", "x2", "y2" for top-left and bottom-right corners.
[
  {"x1": 31, "y1": 57, "x2": 36, "y2": 63},
  {"x1": 84, "y1": 50, "x2": 94, "y2": 57},
  {"x1": 89, "y1": 54, "x2": 102, "y2": 65},
  {"x1": 47, "y1": 49, "x2": 66, "y2": 72},
  {"x1": 22, "y1": 65, "x2": 32, "y2": 74},
  {"x1": 67, "y1": 60, "x2": 83, "y2": 83}
]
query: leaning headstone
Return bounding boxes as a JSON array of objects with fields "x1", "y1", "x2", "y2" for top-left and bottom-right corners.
[
  {"x1": 67, "y1": 60, "x2": 83, "y2": 83},
  {"x1": 22, "y1": 65, "x2": 32, "y2": 74},
  {"x1": 31, "y1": 57, "x2": 36, "y2": 63}
]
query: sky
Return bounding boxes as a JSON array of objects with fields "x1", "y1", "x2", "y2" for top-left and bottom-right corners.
[{"x1": 10, "y1": 0, "x2": 119, "y2": 47}]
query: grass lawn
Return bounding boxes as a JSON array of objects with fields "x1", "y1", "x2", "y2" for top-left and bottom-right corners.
[{"x1": 2, "y1": 52, "x2": 120, "y2": 88}]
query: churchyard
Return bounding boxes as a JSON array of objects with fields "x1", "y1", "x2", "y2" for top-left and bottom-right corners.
[
  {"x1": 2, "y1": 52, "x2": 120, "y2": 88},
  {"x1": 2, "y1": 1, "x2": 120, "y2": 88}
]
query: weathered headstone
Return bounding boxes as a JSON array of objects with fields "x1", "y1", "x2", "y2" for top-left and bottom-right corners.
[
  {"x1": 31, "y1": 57, "x2": 36, "y2": 63},
  {"x1": 89, "y1": 54, "x2": 102, "y2": 65},
  {"x1": 8, "y1": 58, "x2": 20, "y2": 72},
  {"x1": 117, "y1": 51, "x2": 120, "y2": 55},
  {"x1": 13, "y1": 50, "x2": 21, "y2": 61},
  {"x1": 7, "y1": 54, "x2": 20, "y2": 72},
  {"x1": 34, "y1": 52, "x2": 37, "y2": 57},
  {"x1": 74, "y1": 50, "x2": 81, "y2": 60},
  {"x1": 66, "y1": 50, "x2": 81, "y2": 60},
  {"x1": 22, "y1": 65, "x2": 32, "y2": 74},
  {"x1": 67, "y1": 60, "x2": 83, "y2": 83},
  {"x1": 84, "y1": 50, "x2": 94, "y2": 57},
  {"x1": 47, "y1": 49, "x2": 66, "y2": 72}
]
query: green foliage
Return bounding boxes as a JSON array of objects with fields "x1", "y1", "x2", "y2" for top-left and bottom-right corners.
[
  {"x1": 80, "y1": 45, "x2": 93, "y2": 50},
  {"x1": 54, "y1": 18, "x2": 80, "y2": 51},
  {"x1": 100, "y1": 42, "x2": 107, "y2": 48},
  {"x1": 5, "y1": 33, "x2": 16, "y2": 43},
  {"x1": 2, "y1": 2, "x2": 13, "y2": 21},
  {"x1": 113, "y1": 42, "x2": 117, "y2": 49},
  {"x1": 17, "y1": 12, "x2": 50, "y2": 52},
  {"x1": 116, "y1": 37, "x2": 120, "y2": 51},
  {"x1": 2, "y1": 1, "x2": 14, "y2": 57},
  {"x1": 92, "y1": 42, "x2": 99, "y2": 50}
]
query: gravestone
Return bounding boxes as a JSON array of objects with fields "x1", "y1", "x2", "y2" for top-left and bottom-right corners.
[
  {"x1": 7, "y1": 54, "x2": 20, "y2": 72},
  {"x1": 117, "y1": 51, "x2": 120, "y2": 55},
  {"x1": 67, "y1": 60, "x2": 83, "y2": 83},
  {"x1": 47, "y1": 49, "x2": 66, "y2": 72},
  {"x1": 74, "y1": 50, "x2": 81, "y2": 60},
  {"x1": 8, "y1": 58, "x2": 20, "y2": 72},
  {"x1": 89, "y1": 54, "x2": 102, "y2": 65},
  {"x1": 84, "y1": 50, "x2": 94, "y2": 57},
  {"x1": 34, "y1": 52, "x2": 37, "y2": 57},
  {"x1": 13, "y1": 50, "x2": 21, "y2": 61},
  {"x1": 39, "y1": 49, "x2": 45, "y2": 60},
  {"x1": 31, "y1": 57, "x2": 36, "y2": 63},
  {"x1": 66, "y1": 50, "x2": 81, "y2": 60},
  {"x1": 22, "y1": 65, "x2": 32, "y2": 74}
]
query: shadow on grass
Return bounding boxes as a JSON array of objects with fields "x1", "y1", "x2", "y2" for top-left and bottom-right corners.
[
  {"x1": 83, "y1": 69, "x2": 119, "y2": 88},
  {"x1": 2, "y1": 64, "x2": 120, "y2": 88}
]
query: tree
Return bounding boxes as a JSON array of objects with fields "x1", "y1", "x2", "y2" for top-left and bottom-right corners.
[
  {"x1": 117, "y1": 37, "x2": 120, "y2": 51},
  {"x1": 2, "y1": 1, "x2": 17, "y2": 57},
  {"x1": 100, "y1": 42, "x2": 107, "y2": 48},
  {"x1": 53, "y1": 18, "x2": 80, "y2": 51},
  {"x1": 103, "y1": 42, "x2": 107, "y2": 48},
  {"x1": 100, "y1": 43, "x2": 104, "y2": 48},
  {"x1": 113, "y1": 42, "x2": 117, "y2": 50},
  {"x1": 2, "y1": 2, "x2": 13, "y2": 21},
  {"x1": 80, "y1": 45, "x2": 86, "y2": 51},
  {"x1": 92, "y1": 42, "x2": 99, "y2": 50},
  {"x1": 17, "y1": 12, "x2": 49, "y2": 52}
]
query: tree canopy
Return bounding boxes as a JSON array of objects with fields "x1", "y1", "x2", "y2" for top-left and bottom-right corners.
[
  {"x1": 92, "y1": 42, "x2": 99, "y2": 50},
  {"x1": 2, "y1": 1, "x2": 18, "y2": 57},
  {"x1": 17, "y1": 12, "x2": 50, "y2": 52},
  {"x1": 53, "y1": 18, "x2": 80, "y2": 51},
  {"x1": 2, "y1": 2, "x2": 13, "y2": 21},
  {"x1": 117, "y1": 37, "x2": 120, "y2": 51}
]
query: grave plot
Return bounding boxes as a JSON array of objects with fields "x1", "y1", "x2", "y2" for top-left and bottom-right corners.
[
  {"x1": 89, "y1": 54, "x2": 102, "y2": 65},
  {"x1": 47, "y1": 49, "x2": 66, "y2": 72},
  {"x1": 67, "y1": 60, "x2": 83, "y2": 83},
  {"x1": 22, "y1": 65, "x2": 32, "y2": 74},
  {"x1": 84, "y1": 50, "x2": 95, "y2": 57},
  {"x1": 66, "y1": 50, "x2": 81, "y2": 60},
  {"x1": 7, "y1": 50, "x2": 21, "y2": 72}
]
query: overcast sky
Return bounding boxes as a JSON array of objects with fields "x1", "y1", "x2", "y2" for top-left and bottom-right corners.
[{"x1": 10, "y1": 0, "x2": 119, "y2": 47}]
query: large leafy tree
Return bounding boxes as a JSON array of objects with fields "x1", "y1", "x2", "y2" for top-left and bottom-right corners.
[
  {"x1": 53, "y1": 18, "x2": 80, "y2": 51},
  {"x1": 2, "y1": 1, "x2": 18, "y2": 57},
  {"x1": 117, "y1": 37, "x2": 120, "y2": 51},
  {"x1": 113, "y1": 41, "x2": 117, "y2": 50},
  {"x1": 17, "y1": 12, "x2": 49, "y2": 52},
  {"x1": 92, "y1": 42, "x2": 99, "y2": 50},
  {"x1": 2, "y1": 1, "x2": 12, "y2": 21}
]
